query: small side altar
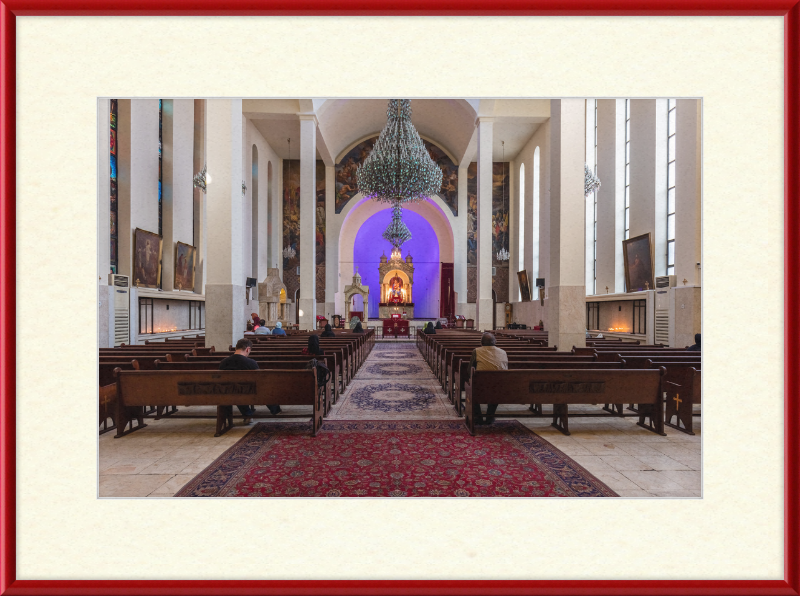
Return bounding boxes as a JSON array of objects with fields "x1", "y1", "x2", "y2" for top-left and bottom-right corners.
[
  {"x1": 379, "y1": 303, "x2": 414, "y2": 319},
  {"x1": 382, "y1": 318, "x2": 410, "y2": 338}
]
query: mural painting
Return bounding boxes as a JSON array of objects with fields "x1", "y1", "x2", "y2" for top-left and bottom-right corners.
[
  {"x1": 335, "y1": 136, "x2": 458, "y2": 216},
  {"x1": 283, "y1": 159, "x2": 326, "y2": 298},
  {"x1": 467, "y1": 163, "x2": 477, "y2": 265}
]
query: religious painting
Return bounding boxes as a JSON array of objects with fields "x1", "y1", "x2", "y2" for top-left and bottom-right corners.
[
  {"x1": 422, "y1": 140, "x2": 458, "y2": 216},
  {"x1": 316, "y1": 160, "x2": 326, "y2": 267},
  {"x1": 335, "y1": 136, "x2": 377, "y2": 213},
  {"x1": 623, "y1": 233, "x2": 654, "y2": 292},
  {"x1": 518, "y1": 270, "x2": 532, "y2": 302},
  {"x1": 174, "y1": 242, "x2": 196, "y2": 291},
  {"x1": 109, "y1": 128, "x2": 116, "y2": 156},
  {"x1": 133, "y1": 228, "x2": 162, "y2": 288},
  {"x1": 492, "y1": 162, "x2": 509, "y2": 266},
  {"x1": 283, "y1": 159, "x2": 300, "y2": 270},
  {"x1": 466, "y1": 163, "x2": 477, "y2": 265}
]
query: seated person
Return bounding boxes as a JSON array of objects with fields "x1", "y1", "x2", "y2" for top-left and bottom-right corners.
[
  {"x1": 218, "y1": 338, "x2": 280, "y2": 423},
  {"x1": 243, "y1": 322, "x2": 255, "y2": 335},
  {"x1": 320, "y1": 323, "x2": 336, "y2": 338},
  {"x1": 353, "y1": 322, "x2": 364, "y2": 334},
  {"x1": 470, "y1": 333, "x2": 508, "y2": 425},
  {"x1": 271, "y1": 321, "x2": 286, "y2": 336},
  {"x1": 302, "y1": 334, "x2": 323, "y2": 356},
  {"x1": 435, "y1": 321, "x2": 443, "y2": 330},
  {"x1": 424, "y1": 322, "x2": 436, "y2": 335},
  {"x1": 254, "y1": 319, "x2": 271, "y2": 335},
  {"x1": 687, "y1": 333, "x2": 701, "y2": 351}
]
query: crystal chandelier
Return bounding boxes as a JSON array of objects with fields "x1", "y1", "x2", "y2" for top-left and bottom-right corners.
[
  {"x1": 496, "y1": 141, "x2": 510, "y2": 262},
  {"x1": 382, "y1": 203, "x2": 412, "y2": 250},
  {"x1": 356, "y1": 99, "x2": 443, "y2": 204},
  {"x1": 496, "y1": 247, "x2": 510, "y2": 261},
  {"x1": 585, "y1": 163, "x2": 601, "y2": 197}
]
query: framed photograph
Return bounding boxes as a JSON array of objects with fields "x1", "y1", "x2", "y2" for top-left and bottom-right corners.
[
  {"x1": 174, "y1": 241, "x2": 196, "y2": 291},
  {"x1": 622, "y1": 233, "x2": 654, "y2": 292},
  {"x1": 517, "y1": 269, "x2": 532, "y2": 302},
  {"x1": 133, "y1": 227, "x2": 162, "y2": 289}
]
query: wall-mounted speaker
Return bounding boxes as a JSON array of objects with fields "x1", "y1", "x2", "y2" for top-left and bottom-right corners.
[{"x1": 535, "y1": 278, "x2": 545, "y2": 288}]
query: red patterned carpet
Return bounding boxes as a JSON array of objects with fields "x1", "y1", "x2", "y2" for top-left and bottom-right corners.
[{"x1": 175, "y1": 420, "x2": 617, "y2": 497}]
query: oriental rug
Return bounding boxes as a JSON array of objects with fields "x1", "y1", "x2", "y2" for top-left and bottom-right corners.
[{"x1": 175, "y1": 420, "x2": 618, "y2": 498}]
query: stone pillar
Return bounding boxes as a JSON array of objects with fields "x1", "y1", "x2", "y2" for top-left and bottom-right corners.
[
  {"x1": 629, "y1": 99, "x2": 668, "y2": 276},
  {"x1": 161, "y1": 99, "x2": 195, "y2": 292},
  {"x1": 298, "y1": 115, "x2": 317, "y2": 330},
  {"x1": 547, "y1": 99, "x2": 586, "y2": 350},
  {"x1": 192, "y1": 99, "x2": 207, "y2": 296},
  {"x1": 97, "y1": 99, "x2": 112, "y2": 348},
  {"x1": 675, "y1": 99, "x2": 702, "y2": 287},
  {"x1": 324, "y1": 165, "x2": 337, "y2": 319},
  {"x1": 595, "y1": 99, "x2": 626, "y2": 294},
  {"x1": 476, "y1": 118, "x2": 494, "y2": 331},
  {"x1": 205, "y1": 99, "x2": 245, "y2": 350}
]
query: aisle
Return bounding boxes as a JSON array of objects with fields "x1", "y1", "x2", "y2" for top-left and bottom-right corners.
[{"x1": 327, "y1": 341, "x2": 459, "y2": 420}]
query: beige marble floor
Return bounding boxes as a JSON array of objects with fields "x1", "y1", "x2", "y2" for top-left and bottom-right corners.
[{"x1": 99, "y1": 342, "x2": 701, "y2": 498}]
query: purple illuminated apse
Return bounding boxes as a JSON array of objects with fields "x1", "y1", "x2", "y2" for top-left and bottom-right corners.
[{"x1": 352, "y1": 208, "x2": 441, "y2": 319}]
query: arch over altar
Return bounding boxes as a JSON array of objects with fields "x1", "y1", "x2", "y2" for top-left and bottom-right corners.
[{"x1": 378, "y1": 250, "x2": 415, "y2": 319}]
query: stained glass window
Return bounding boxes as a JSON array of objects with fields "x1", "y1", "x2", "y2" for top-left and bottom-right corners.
[{"x1": 110, "y1": 99, "x2": 118, "y2": 274}]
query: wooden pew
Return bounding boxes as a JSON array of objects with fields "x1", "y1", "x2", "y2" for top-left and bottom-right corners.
[
  {"x1": 155, "y1": 356, "x2": 336, "y2": 416},
  {"x1": 465, "y1": 368, "x2": 666, "y2": 436},
  {"x1": 657, "y1": 364, "x2": 701, "y2": 435},
  {"x1": 114, "y1": 369, "x2": 323, "y2": 438}
]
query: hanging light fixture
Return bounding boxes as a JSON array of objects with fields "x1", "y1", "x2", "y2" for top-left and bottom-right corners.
[
  {"x1": 584, "y1": 163, "x2": 601, "y2": 197},
  {"x1": 496, "y1": 141, "x2": 510, "y2": 262},
  {"x1": 356, "y1": 99, "x2": 443, "y2": 205},
  {"x1": 193, "y1": 164, "x2": 208, "y2": 194},
  {"x1": 282, "y1": 138, "x2": 297, "y2": 261},
  {"x1": 382, "y1": 202, "x2": 412, "y2": 253}
]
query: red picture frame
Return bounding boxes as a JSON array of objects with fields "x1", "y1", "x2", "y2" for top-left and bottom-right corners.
[{"x1": 1, "y1": 2, "x2": 798, "y2": 595}]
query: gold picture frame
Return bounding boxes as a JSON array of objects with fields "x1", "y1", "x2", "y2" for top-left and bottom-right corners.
[
  {"x1": 174, "y1": 241, "x2": 196, "y2": 291},
  {"x1": 622, "y1": 232, "x2": 655, "y2": 292},
  {"x1": 517, "y1": 270, "x2": 532, "y2": 302},
  {"x1": 133, "y1": 228, "x2": 163, "y2": 288}
]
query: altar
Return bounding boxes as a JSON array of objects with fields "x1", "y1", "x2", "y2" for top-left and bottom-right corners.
[
  {"x1": 378, "y1": 303, "x2": 414, "y2": 320},
  {"x1": 382, "y1": 318, "x2": 410, "y2": 338}
]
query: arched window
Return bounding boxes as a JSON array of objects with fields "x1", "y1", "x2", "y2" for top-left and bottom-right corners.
[
  {"x1": 252, "y1": 144, "x2": 259, "y2": 283},
  {"x1": 666, "y1": 99, "x2": 676, "y2": 275},
  {"x1": 518, "y1": 162, "x2": 525, "y2": 301},
  {"x1": 625, "y1": 99, "x2": 631, "y2": 239},
  {"x1": 531, "y1": 147, "x2": 540, "y2": 281}
]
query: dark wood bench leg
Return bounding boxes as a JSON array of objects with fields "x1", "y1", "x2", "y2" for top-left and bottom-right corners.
[
  {"x1": 155, "y1": 405, "x2": 179, "y2": 420},
  {"x1": 664, "y1": 392, "x2": 695, "y2": 435},
  {"x1": 529, "y1": 403, "x2": 543, "y2": 416},
  {"x1": 214, "y1": 406, "x2": 234, "y2": 437},
  {"x1": 551, "y1": 404, "x2": 570, "y2": 435},
  {"x1": 636, "y1": 403, "x2": 667, "y2": 436},
  {"x1": 602, "y1": 403, "x2": 623, "y2": 416},
  {"x1": 114, "y1": 406, "x2": 147, "y2": 438},
  {"x1": 465, "y1": 386, "x2": 475, "y2": 435}
]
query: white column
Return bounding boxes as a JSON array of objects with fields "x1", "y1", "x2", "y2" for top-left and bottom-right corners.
[
  {"x1": 205, "y1": 99, "x2": 244, "y2": 350},
  {"x1": 547, "y1": 99, "x2": 586, "y2": 350},
  {"x1": 324, "y1": 165, "x2": 337, "y2": 319},
  {"x1": 298, "y1": 115, "x2": 317, "y2": 330},
  {"x1": 192, "y1": 99, "x2": 207, "y2": 296},
  {"x1": 97, "y1": 99, "x2": 112, "y2": 348},
  {"x1": 595, "y1": 99, "x2": 626, "y2": 294},
  {"x1": 629, "y1": 99, "x2": 668, "y2": 278},
  {"x1": 675, "y1": 99, "x2": 702, "y2": 286},
  {"x1": 453, "y1": 163, "x2": 469, "y2": 309},
  {"x1": 476, "y1": 118, "x2": 494, "y2": 330}
]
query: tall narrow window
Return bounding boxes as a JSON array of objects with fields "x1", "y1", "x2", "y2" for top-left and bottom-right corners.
[
  {"x1": 532, "y1": 147, "x2": 540, "y2": 279},
  {"x1": 110, "y1": 99, "x2": 118, "y2": 274},
  {"x1": 666, "y1": 99, "x2": 676, "y2": 276},
  {"x1": 624, "y1": 99, "x2": 631, "y2": 240},
  {"x1": 592, "y1": 99, "x2": 598, "y2": 294},
  {"x1": 518, "y1": 162, "x2": 525, "y2": 301},
  {"x1": 158, "y1": 99, "x2": 163, "y2": 236}
]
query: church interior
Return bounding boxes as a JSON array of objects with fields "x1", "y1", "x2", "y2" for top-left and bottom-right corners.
[{"x1": 98, "y1": 97, "x2": 701, "y2": 498}]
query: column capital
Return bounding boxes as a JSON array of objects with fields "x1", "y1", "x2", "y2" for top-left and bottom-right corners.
[{"x1": 298, "y1": 113, "x2": 319, "y2": 126}]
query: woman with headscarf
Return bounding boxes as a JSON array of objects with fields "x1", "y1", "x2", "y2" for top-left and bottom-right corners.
[
  {"x1": 302, "y1": 334, "x2": 322, "y2": 355},
  {"x1": 435, "y1": 320, "x2": 443, "y2": 330},
  {"x1": 271, "y1": 321, "x2": 286, "y2": 336},
  {"x1": 353, "y1": 322, "x2": 364, "y2": 334},
  {"x1": 424, "y1": 322, "x2": 436, "y2": 335},
  {"x1": 320, "y1": 323, "x2": 336, "y2": 338}
]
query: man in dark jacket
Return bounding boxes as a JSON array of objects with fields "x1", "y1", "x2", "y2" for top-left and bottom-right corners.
[
  {"x1": 686, "y1": 333, "x2": 701, "y2": 351},
  {"x1": 218, "y1": 338, "x2": 281, "y2": 423}
]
